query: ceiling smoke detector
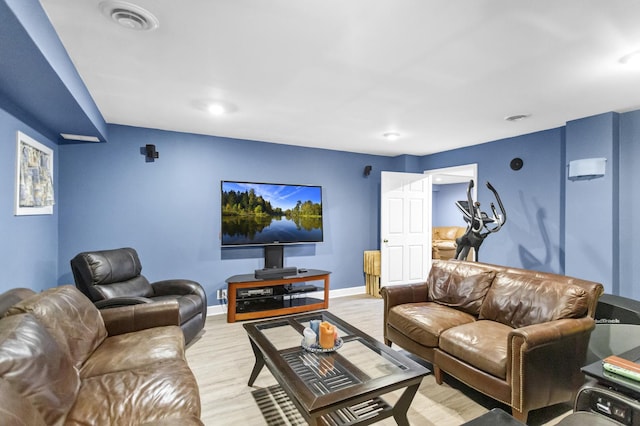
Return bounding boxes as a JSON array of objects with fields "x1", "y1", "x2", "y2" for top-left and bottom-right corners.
[
  {"x1": 504, "y1": 113, "x2": 531, "y2": 122},
  {"x1": 99, "y1": 1, "x2": 159, "y2": 31}
]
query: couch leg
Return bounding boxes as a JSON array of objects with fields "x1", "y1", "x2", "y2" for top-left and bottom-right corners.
[
  {"x1": 433, "y1": 365, "x2": 443, "y2": 385},
  {"x1": 511, "y1": 408, "x2": 527, "y2": 423},
  {"x1": 384, "y1": 338, "x2": 392, "y2": 347}
]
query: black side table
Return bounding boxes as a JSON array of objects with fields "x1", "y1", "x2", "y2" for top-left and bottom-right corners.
[{"x1": 582, "y1": 346, "x2": 640, "y2": 398}]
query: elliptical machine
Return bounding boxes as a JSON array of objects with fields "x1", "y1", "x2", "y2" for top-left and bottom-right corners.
[{"x1": 454, "y1": 180, "x2": 506, "y2": 261}]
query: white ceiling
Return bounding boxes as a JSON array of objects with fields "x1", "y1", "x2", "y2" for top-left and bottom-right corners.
[{"x1": 39, "y1": 0, "x2": 640, "y2": 156}]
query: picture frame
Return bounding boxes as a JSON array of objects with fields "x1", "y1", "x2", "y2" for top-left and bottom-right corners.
[{"x1": 15, "y1": 131, "x2": 55, "y2": 215}]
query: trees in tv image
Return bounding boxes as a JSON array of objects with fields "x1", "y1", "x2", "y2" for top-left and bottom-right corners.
[{"x1": 221, "y1": 182, "x2": 323, "y2": 245}]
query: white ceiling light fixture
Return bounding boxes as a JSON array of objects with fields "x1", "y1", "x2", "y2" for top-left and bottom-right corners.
[
  {"x1": 192, "y1": 99, "x2": 237, "y2": 116},
  {"x1": 383, "y1": 132, "x2": 401, "y2": 141},
  {"x1": 207, "y1": 103, "x2": 227, "y2": 116},
  {"x1": 99, "y1": 1, "x2": 159, "y2": 31},
  {"x1": 205, "y1": 100, "x2": 237, "y2": 117}
]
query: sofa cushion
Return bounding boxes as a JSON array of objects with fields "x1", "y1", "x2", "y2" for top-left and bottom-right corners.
[
  {"x1": 479, "y1": 272, "x2": 590, "y2": 328},
  {"x1": 7, "y1": 285, "x2": 108, "y2": 369},
  {"x1": 433, "y1": 240, "x2": 457, "y2": 250},
  {"x1": 433, "y1": 227, "x2": 465, "y2": 240},
  {"x1": 66, "y1": 360, "x2": 200, "y2": 425},
  {"x1": 439, "y1": 320, "x2": 512, "y2": 379},
  {"x1": 80, "y1": 325, "x2": 185, "y2": 378},
  {"x1": 0, "y1": 314, "x2": 80, "y2": 425},
  {"x1": 388, "y1": 302, "x2": 476, "y2": 347},
  {"x1": 428, "y1": 269, "x2": 496, "y2": 316}
]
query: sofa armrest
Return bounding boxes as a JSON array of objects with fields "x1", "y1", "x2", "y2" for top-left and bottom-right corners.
[
  {"x1": 380, "y1": 282, "x2": 429, "y2": 344},
  {"x1": 380, "y1": 282, "x2": 428, "y2": 310},
  {"x1": 100, "y1": 300, "x2": 181, "y2": 336},
  {"x1": 508, "y1": 317, "x2": 596, "y2": 413},
  {"x1": 153, "y1": 278, "x2": 204, "y2": 295},
  {"x1": 95, "y1": 296, "x2": 153, "y2": 309}
]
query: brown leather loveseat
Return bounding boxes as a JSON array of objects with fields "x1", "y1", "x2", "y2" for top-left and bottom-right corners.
[
  {"x1": 381, "y1": 260, "x2": 604, "y2": 423},
  {"x1": 432, "y1": 226, "x2": 466, "y2": 260},
  {"x1": 0, "y1": 285, "x2": 202, "y2": 425}
]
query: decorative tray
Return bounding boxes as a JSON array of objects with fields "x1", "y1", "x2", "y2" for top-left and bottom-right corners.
[{"x1": 301, "y1": 337, "x2": 343, "y2": 353}]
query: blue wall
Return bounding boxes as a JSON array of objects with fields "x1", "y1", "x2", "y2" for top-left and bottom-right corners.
[
  {"x1": 57, "y1": 125, "x2": 394, "y2": 301},
  {"x1": 433, "y1": 183, "x2": 467, "y2": 227},
  {"x1": 619, "y1": 110, "x2": 640, "y2": 300},
  {"x1": 0, "y1": 107, "x2": 58, "y2": 292},
  {"x1": 420, "y1": 128, "x2": 565, "y2": 274},
  {"x1": 2, "y1": 108, "x2": 640, "y2": 298},
  {"x1": 565, "y1": 113, "x2": 619, "y2": 293}
]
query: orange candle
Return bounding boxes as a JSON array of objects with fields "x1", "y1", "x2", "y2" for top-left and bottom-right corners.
[{"x1": 319, "y1": 321, "x2": 335, "y2": 349}]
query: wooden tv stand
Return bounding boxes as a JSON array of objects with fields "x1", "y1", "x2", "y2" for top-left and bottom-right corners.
[{"x1": 225, "y1": 269, "x2": 330, "y2": 323}]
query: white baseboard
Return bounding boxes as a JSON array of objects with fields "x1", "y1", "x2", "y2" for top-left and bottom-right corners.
[{"x1": 206, "y1": 285, "x2": 366, "y2": 317}]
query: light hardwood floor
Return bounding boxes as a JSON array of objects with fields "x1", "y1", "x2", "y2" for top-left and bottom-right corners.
[{"x1": 185, "y1": 294, "x2": 572, "y2": 425}]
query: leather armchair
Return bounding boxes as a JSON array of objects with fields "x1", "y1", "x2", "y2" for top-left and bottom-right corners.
[
  {"x1": 70, "y1": 247, "x2": 206, "y2": 344},
  {"x1": 432, "y1": 226, "x2": 466, "y2": 260}
]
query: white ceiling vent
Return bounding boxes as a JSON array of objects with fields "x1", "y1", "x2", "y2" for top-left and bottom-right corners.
[{"x1": 99, "y1": 1, "x2": 159, "y2": 31}]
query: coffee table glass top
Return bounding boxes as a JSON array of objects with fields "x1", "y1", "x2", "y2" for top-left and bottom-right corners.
[{"x1": 244, "y1": 311, "x2": 429, "y2": 411}]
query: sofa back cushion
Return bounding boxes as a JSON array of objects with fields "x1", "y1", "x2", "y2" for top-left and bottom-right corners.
[
  {"x1": 71, "y1": 248, "x2": 154, "y2": 301},
  {"x1": 7, "y1": 285, "x2": 107, "y2": 369},
  {"x1": 479, "y1": 272, "x2": 590, "y2": 328},
  {"x1": 0, "y1": 288, "x2": 36, "y2": 317},
  {"x1": 0, "y1": 314, "x2": 79, "y2": 425},
  {"x1": 427, "y1": 261, "x2": 497, "y2": 315},
  {"x1": 433, "y1": 226, "x2": 465, "y2": 241}
]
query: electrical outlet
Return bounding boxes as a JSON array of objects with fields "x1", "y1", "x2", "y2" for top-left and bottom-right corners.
[{"x1": 216, "y1": 289, "x2": 228, "y2": 300}]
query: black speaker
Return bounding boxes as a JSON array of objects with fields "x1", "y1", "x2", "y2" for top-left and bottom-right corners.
[
  {"x1": 364, "y1": 165, "x2": 372, "y2": 177},
  {"x1": 264, "y1": 245, "x2": 284, "y2": 269},
  {"x1": 510, "y1": 158, "x2": 523, "y2": 171},
  {"x1": 145, "y1": 144, "x2": 159, "y2": 160}
]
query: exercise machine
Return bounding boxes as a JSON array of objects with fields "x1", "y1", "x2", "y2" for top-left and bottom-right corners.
[{"x1": 454, "y1": 180, "x2": 506, "y2": 261}]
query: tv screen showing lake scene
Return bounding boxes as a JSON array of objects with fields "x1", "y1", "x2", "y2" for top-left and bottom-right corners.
[{"x1": 221, "y1": 181, "x2": 323, "y2": 246}]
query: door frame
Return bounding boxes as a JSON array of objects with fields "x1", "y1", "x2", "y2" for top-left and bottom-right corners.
[{"x1": 423, "y1": 163, "x2": 478, "y2": 192}]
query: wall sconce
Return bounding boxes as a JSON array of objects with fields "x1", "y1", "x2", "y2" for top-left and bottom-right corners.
[
  {"x1": 145, "y1": 144, "x2": 159, "y2": 162},
  {"x1": 568, "y1": 158, "x2": 606, "y2": 181}
]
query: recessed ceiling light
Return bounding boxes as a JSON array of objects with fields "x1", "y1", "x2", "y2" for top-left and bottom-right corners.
[
  {"x1": 504, "y1": 114, "x2": 531, "y2": 122},
  {"x1": 619, "y1": 50, "x2": 640, "y2": 66},
  {"x1": 383, "y1": 132, "x2": 400, "y2": 141},
  {"x1": 99, "y1": 1, "x2": 159, "y2": 31},
  {"x1": 193, "y1": 99, "x2": 237, "y2": 116},
  {"x1": 207, "y1": 103, "x2": 227, "y2": 116}
]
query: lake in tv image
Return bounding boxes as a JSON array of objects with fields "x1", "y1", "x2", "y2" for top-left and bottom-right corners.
[{"x1": 221, "y1": 181, "x2": 323, "y2": 245}]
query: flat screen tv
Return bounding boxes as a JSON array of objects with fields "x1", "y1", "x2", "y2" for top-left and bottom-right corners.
[{"x1": 221, "y1": 181, "x2": 323, "y2": 246}]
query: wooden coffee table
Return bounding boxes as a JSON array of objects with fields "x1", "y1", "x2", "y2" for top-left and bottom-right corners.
[{"x1": 243, "y1": 311, "x2": 429, "y2": 426}]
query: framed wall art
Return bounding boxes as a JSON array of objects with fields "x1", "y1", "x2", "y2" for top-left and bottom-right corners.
[{"x1": 15, "y1": 131, "x2": 55, "y2": 215}]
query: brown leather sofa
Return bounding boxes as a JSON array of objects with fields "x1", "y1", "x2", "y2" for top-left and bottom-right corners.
[
  {"x1": 381, "y1": 260, "x2": 604, "y2": 423},
  {"x1": 0, "y1": 285, "x2": 202, "y2": 425},
  {"x1": 432, "y1": 226, "x2": 466, "y2": 260}
]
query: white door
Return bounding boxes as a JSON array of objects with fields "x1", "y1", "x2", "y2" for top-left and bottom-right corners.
[{"x1": 380, "y1": 172, "x2": 432, "y2": 287}]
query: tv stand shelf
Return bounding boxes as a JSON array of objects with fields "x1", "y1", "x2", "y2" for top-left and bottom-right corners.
[{"x1": 225, "y1": 269, "x2": 330, "y2": 323}]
